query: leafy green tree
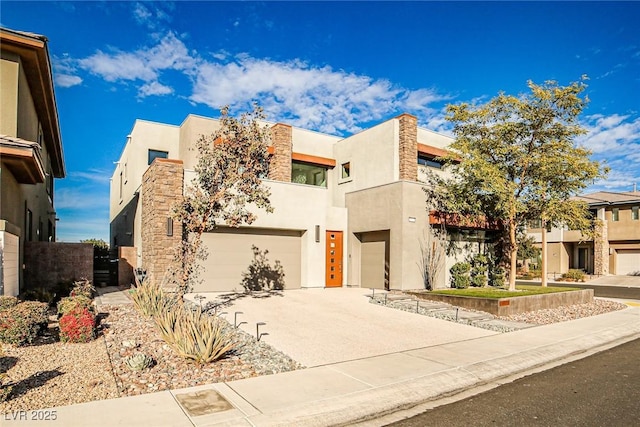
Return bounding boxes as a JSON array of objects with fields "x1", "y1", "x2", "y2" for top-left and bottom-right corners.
[
  {"x1": 80, "y1": 238, "x2": 109, "y2": 250},
  {"x1": 517, "y1": 233, "x2": 541, "y2": 272},
  {"x1": 172, "y1": 104, "x2": 273, "y2": 294},
  {"x1": 429, "y1": 78, "x2": 606, "y2": 290}
]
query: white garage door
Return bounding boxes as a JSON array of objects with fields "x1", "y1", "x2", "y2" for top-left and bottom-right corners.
[
  {"x1": 197, "y1": 228, "x2": 301, "y2": 293},
  {"x1": 616, "y1": 249, "x2": 640, "y2": 276}
]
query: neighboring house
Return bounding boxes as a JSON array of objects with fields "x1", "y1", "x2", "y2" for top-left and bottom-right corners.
[
  {"x1": 527, "y1": 191, "x2": 640, "y2": 276},
  {"x1": 110, "y1": 113, "x2": 497, "y2": 292},
  {"x1": 0, "y1": 28, "x2": 65, "y2": 296}
]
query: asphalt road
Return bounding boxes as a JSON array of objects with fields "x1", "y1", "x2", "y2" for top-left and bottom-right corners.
[
  {"x1": 387, "y1": 338, "x2": 640, "y2": 427},
  {"x1": 516, "y1": 281, "x2": 640, "y2": 299}
]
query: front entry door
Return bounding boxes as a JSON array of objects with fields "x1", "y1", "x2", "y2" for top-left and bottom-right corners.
[{"x1": 325, "y1": 231, "x2": 343, "y2": 287}]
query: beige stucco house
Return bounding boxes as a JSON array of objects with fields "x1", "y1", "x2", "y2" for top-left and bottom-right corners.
[
  {"x1": 0, "y1": 28, "x2": 65, "y2": 296},
  {"x1": 527, "y1": 191, "x2": 640, "y2": 276},
  {"x1": 110, "y1": 113, "x2": 496, "y2": 292}
]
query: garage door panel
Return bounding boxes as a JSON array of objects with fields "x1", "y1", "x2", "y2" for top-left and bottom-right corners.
[
  {"x1": 617, "y1": 249, "x2": 640, "y2": 276},
  {"x1": 361, "y1": 241, "x2": 386, "y2": 290},
  {"x1": 197, "y1": 230, "x2": 301, "y2": 293}
]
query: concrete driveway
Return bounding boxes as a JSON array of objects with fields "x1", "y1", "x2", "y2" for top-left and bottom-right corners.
[
  {"x1": 588, "y1": 275, "x2": 640, "y2": 287},
  {"x1": 185, "y1": 288, "x2": 496, "y2": 367}
]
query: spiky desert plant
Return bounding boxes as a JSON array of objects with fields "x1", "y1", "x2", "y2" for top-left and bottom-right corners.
[
  {"x1": 154, "y1": 307, "x2": 236, "y2": 364},
  {"x1": 70, "y1": 278, "x2": 96, "y2": 298},
  {"x1": 131, "y1": 278, "x2": 177, "y2": 318},
  {"x1": 124, "y1": 353, "x2": 154, "y2": 371}
]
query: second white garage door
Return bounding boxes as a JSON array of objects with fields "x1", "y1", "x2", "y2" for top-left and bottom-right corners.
[
  {"x1": 197, "y1": 228, "x2": 302, "y2": 293},
  {"x1": 616, "y1": 249, "x2": 640, "y2": 275}
]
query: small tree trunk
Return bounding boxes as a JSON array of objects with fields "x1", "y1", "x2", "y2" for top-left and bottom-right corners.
[
  {"x1": 508, "y1": 220, "x2": 518, "y2": 291},
  {"x1": 541, "y1": 218, "x2": 548, "y2": 287}
]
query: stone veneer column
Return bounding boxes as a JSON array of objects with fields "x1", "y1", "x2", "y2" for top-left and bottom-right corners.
[
  {"x1": 268, "y1": 123, "x2": 292, "y2": 182},
  {"x1": 397, "y1": 113, "x2": 418, "y2": 181},
  {"x1": 141, "y1": 158, "x2": 184, "y2": 283},
  {"x1": 593, "y1": 207, "x2": 609, "y2": 275}
]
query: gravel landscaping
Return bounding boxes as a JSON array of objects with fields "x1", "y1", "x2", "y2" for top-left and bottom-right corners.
[
  {"x1": 0, "y1": 291, "x2": 629, "y2": 413},
  {"x1": 1, "y1": 302, "x2": 302, "y2": 412}
]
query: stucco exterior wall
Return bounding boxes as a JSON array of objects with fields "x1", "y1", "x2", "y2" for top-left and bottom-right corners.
[
  {"x1": 332, "y1": 119, "x2": 398, "y2": 208},
  {"x1": 606, "y1": 206, "x2": 640, "y2": 241},
  {"x1": 0, "y1": 55, "x2": 19, "y2": 136}
]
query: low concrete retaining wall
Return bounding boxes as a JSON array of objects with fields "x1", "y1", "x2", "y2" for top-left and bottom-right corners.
[{"x1": 409, "y1": 289, "x2": 594, "y2": 316}]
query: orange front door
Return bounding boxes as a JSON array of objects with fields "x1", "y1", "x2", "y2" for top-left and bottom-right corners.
[{"x1": 325, "y1": 231, "x2": 343, "y2": 287}]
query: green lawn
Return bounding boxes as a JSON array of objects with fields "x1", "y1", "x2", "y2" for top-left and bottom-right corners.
[{"x1": 429, "y1": 285, "x2": 580, "y2": 299}]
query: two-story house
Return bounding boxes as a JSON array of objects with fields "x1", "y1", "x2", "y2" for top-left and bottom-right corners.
[
  {"x1": 0, "y1": 28, "x2": 66, "y2": 296},
  {"x1": 528, "y1": 191, "x2": 640, "y2": 276},
  {"x1": 110, "y1": 113, "x2": 498, "y2": 292}
]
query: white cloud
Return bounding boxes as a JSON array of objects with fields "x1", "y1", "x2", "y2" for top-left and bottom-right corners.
[
  {"x1": 52, "y1": 56, "x2": 83, "y2": 87},
  {"x1": 70, "y1": 169, "x2": 112, "y2": 184},
  {"x1": 132, "y1": 2, "x2": 173, "y2": 30},
  {"x1": 580, "y1": 113, "x2": 640, "y2": 193},
  {"x1": 55, "y1": 74, "x2": 82, "y2": 88},
  {"x1": 139, "y1": 81, "x2": 173, "y2": 97},
  {"x1": 190, "y1": 56, "x2": 450, "y2": 134}
]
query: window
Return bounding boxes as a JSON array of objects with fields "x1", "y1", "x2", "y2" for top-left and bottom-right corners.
[
  {"x1": 612, "y1": 208, "x2": 619, "y2": 222},
  {"x1": 25, "y1": 208, "x2": 33, "y2": 241},
  {"x1": 148, "y1": 149, "x2": 169, "y2": 165},
  {"x1": 528, "y1": 219, "x2": 542, "y2": 229},
  {"x1": 633, "y1": 206, "x2": 639, "y2": 221},
  {"x1": 291, "y1": 161, "x2": 327, "y2": 187},
  {"x1": 119, "y1": 171, "x2": 123, "y2": 200},
  {"x1": 418, "y1": 153, "x2": 444, "y2": 169},
  {"x1": 341, "y1": 162, "x2": 351, "y2": 179}
]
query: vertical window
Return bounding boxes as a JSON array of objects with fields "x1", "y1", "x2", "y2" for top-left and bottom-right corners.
[
  {"x1": 26, "y1": 208, "x2": 33, "y2": 241},
  {"x1": 632, "y1": 206, "x2": 639, "y2": 220},
  {"x1": 341, "y1": 162, "x2": 351, "y2": 179},
  {"x1": 612, "y1": 208, "x2": 619, "y2": 222},
  {"x1": 148, "y1": 149, "x2": 169, "y2": 165},
  {"x1": 119, "y1": 171, "x2": 123, "y2": 200}
]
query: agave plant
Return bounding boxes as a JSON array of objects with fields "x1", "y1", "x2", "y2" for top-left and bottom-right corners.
[
  {"x1": 154, "y1": 307, "x2": 236, "y2": 364},
  {"x1": 130, "y1": 278, "x2": 177, "y2": 318},
  {"x1": 124, "y1": 353, "x2": 154, "y2": 371}
]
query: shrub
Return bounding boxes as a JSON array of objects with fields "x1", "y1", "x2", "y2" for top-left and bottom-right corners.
[
  {"x1": 19, "y1": 287, "x2": 55, "y2": 306},
  {"x1": 489, "y1": 266, "x2": 506, "y2": 288},
  {"x1": 131, "y1": 279, "x2": 177, "y2": 318},
  {"x1": 70, "y1": 279, "x2": 95, "y2": 299},
  {"x1": 57, "y1": 296, "x2": 94, "y2": 317},
  {"x1": 241, "y1": 246, "x2": 285, "y2": 292},
  {"x1": 0, "y1": 344, "x2": 11, "y2": 402},
  {"x1": 470, "y1": 254, "x2": 488, "y2": 287},
  {"x1": 450, "y1": 262, "x2": 471, "y2": 289},
  {"x1": 0, "y1": 301, "x2": 49, "y2": 345},
  {"x1": 0, "y1": 296, "x2": 18, "y2": 312},
  {"x1": 59, "y1": 307, "x2": 95, "y2": 343},
  {"x1": 562, "y1": 269, "x2": 585, "y2": 282},
  {"x1": 155, "y1": 306, "x2": 236, "y2": 364},
  {"x1": 530, "y1": 269, "x2": 542, "y2": 279}
]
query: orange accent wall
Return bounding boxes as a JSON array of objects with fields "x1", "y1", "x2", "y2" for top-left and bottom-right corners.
[{"x1": 291, "y1": 152, "x2": 336, "y2": 168}]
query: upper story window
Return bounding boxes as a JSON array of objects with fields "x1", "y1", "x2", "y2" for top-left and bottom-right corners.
[
  {"x1": 291, "y1": 161, "x2": 327, "y2": 187},
  {"x1": 528, "y1": 219, "x2": 542, "y2": 229},
  {"x1": 341, "y1": 162, "x2": 351, "y2": 179},
  {"x1": 418, "y1": 153, "x2": 444, "y2": 169},
  {"x1": 632, "y1": 206, "x2": 639, "y2": 221},
  {"x1": 612, "y1": 208, "x2": 619, "y2": 222},
  {"x1": 148, "y1": 149, "x2": 169, "y2": 165}
]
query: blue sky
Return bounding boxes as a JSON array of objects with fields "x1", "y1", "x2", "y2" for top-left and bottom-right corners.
[{"x1": 2, "y1": 1, "x2": 639, "y2": 242}]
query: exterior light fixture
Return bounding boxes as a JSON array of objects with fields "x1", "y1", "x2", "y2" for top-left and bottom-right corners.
[
  {"x1": 167, "y1": 217, "x2": 173, "y2": 236},
  {"x1": 315, "y1": 225, "x2": 320, "y2": 242},
  {"x1": 408, "y1": 217, "x2": 416, "y2": 223}
]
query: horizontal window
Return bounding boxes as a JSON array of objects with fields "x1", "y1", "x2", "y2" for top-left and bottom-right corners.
[
  {"x1": 418, "y1": 153, "x2": 443, "y2": 169},
  {"x1": 292, "y1": 161, "x2": 327, "y2": 187},
  {"x1": 148, "y1": 149, "x2": 168, "y2": 165}
]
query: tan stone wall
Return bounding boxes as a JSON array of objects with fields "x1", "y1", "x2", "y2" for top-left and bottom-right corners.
[
  {"x1": 23, "y1": 242, "x2": 93, "y2": 289},
  {"x1": 141, "y1": 159, "x2": 183, "y2": 282},
  {"x1": 594, "y1": 219, "x2": 609, "y2": 275},
  {"x1": 118, "y1": 246, "x2": 137, "y2": 286},
  {"x1": 268, "y1": 123, "x2": 292, "y2": 182},
  {"x1": 397, "y1": 114, "x2": 417, "y2": 181}
]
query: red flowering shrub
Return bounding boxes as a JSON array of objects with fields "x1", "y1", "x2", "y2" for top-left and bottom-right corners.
[{"x1": 59, "y1": 307, "x2": 95, "y2": 343}]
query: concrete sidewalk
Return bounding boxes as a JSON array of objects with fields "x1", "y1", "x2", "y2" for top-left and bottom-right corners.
[{"x1": 4, "y1": 302, "x2": 639, "y2": 427}]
